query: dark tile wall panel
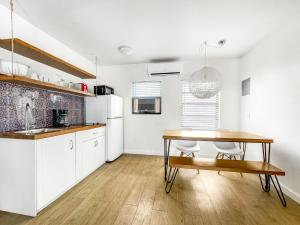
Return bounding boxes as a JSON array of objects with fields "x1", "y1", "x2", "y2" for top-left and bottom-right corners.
[{"x1": 0, "y1": 82, "x2": 84, "y2": 132}]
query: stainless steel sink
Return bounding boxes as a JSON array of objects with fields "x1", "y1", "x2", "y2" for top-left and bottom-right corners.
[{"x1": 14, "y1": 128, "x2": 63, "y2": 135}]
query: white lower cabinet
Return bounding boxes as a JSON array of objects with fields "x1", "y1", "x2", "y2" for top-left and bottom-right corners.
[
  {"x1": 0, "y1": 126, "x2": 106, "y2": 217},
  {"x1": 76, "y1": 128, "x2": 106, "y2": 181},
  {"x1": 37, "y1": 133, "x2": 76, "y2": 210}
]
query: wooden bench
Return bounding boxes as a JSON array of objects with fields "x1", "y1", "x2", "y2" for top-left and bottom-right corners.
[{"x1": 165, "y1": 156, "x2": 286, "y2": 206}]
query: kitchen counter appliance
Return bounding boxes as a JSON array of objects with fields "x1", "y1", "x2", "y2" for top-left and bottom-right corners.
[
  {"x1": 53, "y1": 109, "x2": 69, "y2": 127},
  {"x1": 94, "y1": 85, "x2": 114, "y2": 95}
]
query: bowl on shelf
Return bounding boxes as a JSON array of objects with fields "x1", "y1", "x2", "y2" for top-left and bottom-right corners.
[
  {"x1": 30, "y1": 72, "x2": 40, "y2": 80},
  {"x1": 0, "y1": 59, "x2": 30, "y2": 76},
  {"x1": 62, "y1": 81, "x2": 70, "y2": 88}
]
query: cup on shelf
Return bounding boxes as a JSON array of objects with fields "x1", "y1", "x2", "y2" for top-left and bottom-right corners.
[
  {"x1": 62, "y1": 81, "x2": 70, "y2": 87},
  {"x1": 41, "y1": 75, "x2": 51, "y2": 83},
  {"x1": 31, "y1": 72, "x2": 40, "y2": 81},
  {"x1": 55, "y1": 74, "x2": 65, "y2": 86},
  {"x1": 68, "y1": 82, "x2": 74, "y2": 88},
  {"x1": 87, "y1": 85, "x2": 94, "y2": 93},
  {"x1": 74, "y1": 83, "x2": 88, "y2": 92},
  {"x1": 46, "y1": 77, "x2": 51, "y2": 83},
  {"x1": 58, "y1": 79, "x2": 66, "y2": 86}
]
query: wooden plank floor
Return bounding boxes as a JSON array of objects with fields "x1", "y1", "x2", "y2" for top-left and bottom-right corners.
[{"x1": 0, "y1": 154, "x2": 300, "y2": 225}]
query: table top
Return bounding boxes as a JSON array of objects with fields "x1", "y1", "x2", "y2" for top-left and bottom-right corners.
[{"x1": 163, "y1": 129, "x2": 273, "y2": 143}]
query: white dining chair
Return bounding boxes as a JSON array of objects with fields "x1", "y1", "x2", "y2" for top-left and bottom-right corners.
[
  {"x1": 213, "y1": 142, "x2": 245, "y2": 175},
  {"x1": 176, "y1": 140, "x2": 201, "y2": 174}
]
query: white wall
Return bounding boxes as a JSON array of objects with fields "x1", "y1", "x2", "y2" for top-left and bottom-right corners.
[
  {"x1": 240, "y1": 12, "x2": 300, "y2": 203},
  {"x1": 98, "y1": 59, "x2": 240, "y2": 156},
  {"x1": 0, "y1": 4, "x2": 95, "y2": 84}
]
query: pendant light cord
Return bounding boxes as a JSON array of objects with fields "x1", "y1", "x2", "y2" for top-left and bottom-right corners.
[
  {"x1": 204, "y1": 41, "x2": 207, "y2": 68},
  {"x1": 95, "y1": 56, "x2": 98, "y2": 85},
  {"x1": 10, "y1": 0, "x2": 14, "y2": 76},
  {"x1": 95, "y1": 55, "x2": 99, "y2": 98}
]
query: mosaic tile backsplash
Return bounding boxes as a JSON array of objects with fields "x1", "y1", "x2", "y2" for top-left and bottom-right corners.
[{"x1": 0, "y1": 82, "x2": 84, "y2": 132}]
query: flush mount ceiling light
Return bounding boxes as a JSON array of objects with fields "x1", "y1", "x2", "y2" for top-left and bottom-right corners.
[
  {"x1": 188, "y1": 41, "x2": 223, "y2": 99},
  {"x1": 118, "y1": 45, "x2": 134, "y2": 56}
]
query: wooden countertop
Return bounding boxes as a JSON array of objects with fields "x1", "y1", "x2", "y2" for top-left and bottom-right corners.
[
  {"x1": 163, "y1": 129, "x2": 273, "y2": 143},
  {"x1": 0, "y1": 124, "x2": 106, "y2": 140}
]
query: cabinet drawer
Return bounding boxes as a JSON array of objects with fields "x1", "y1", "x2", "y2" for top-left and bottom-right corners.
[{"x1": 76, "y1": 127, "x2": 105, "y2": 142}]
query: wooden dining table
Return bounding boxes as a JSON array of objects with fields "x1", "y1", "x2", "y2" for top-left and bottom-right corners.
[{"x1": 162, "y1": 129, "x2": 287, "y2": 206}]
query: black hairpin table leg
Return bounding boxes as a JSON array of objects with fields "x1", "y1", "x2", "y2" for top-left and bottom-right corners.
[
  {"x1": 270, "y1": 175, "x2": 287, "y2": 207},
  {"x1": 164, "y1": 139, "x2": 171, "y2": 181},
  {"x1": 165, "y1": 167, "x2": 179, "y2": 193},
  {"x1": 259, "y1": 174, "x2": 271, "y2": 192},
  {"x1": 260, "y1": 143, "x2": 271, "y2": 192},
  {"x1": 259, "y1": 143, "x2": 287, "y2": 206},
  {"x1": 164, "y1": 139, "x2": 167, "y2": 181}
]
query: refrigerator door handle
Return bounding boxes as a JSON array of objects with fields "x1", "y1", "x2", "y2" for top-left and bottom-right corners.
[{"x1": 107, "y1": 116, "x2": 123, "y2": 119}]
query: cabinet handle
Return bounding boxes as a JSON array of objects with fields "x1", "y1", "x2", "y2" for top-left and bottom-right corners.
[
  {"x1": 70, "y1": 140, "x2": 74, "y2": 150},
  {"x1": 94, "y1": 140, "x2": 98, "y2": 147}
]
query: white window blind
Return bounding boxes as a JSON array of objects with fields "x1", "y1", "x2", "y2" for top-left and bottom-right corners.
[
  {"x1": 181, "y1": 81, "x2": 220, "y2": 130},
  {"x1": 132, "y1": 81, "x2": 161, "y2": 97}
]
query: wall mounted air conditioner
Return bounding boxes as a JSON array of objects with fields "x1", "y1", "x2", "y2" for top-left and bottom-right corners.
[{"x1": 147, "y1": 62, "x2": 182, "y2": 77}]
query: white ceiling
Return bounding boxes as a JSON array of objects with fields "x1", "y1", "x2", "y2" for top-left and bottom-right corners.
[{"x1": 1, "y1": 0, "x2": 300, "y2": 65}]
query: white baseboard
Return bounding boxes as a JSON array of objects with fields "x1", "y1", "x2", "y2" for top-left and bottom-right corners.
[
  {"x1": 256, "y1": 176, "x2": 300, "y2": 205},
  {"x1": 125, "y1": 149, "x2": 216, "y2": 158},
  {"x1": 124, "y1": 149, "x2": 164, "y2": 156},
  {"x1": 281, "y1": 183, "x2": 300, "y2": 204}
]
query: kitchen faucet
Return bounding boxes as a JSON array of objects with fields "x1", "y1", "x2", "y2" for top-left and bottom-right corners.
[{"x1": 25, "y1": 103, "x2": 34, "y2": 132}]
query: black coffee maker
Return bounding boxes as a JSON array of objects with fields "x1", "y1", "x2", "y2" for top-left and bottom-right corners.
[{"x1": 53, "y1": 109, "x2": 69, "y2": 127}]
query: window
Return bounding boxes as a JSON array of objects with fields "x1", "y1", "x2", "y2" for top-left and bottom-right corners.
[
  {"x1": 132, "y1": 81, "x2": 161, "y2": 97},
  {"x1": 181, "y1": 81, "x2": 220, "y2": 130}
]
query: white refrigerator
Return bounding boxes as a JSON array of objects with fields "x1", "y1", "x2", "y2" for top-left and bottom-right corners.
[{"x1": 85, "y1": 95, "x2": 124, "y2": 162}]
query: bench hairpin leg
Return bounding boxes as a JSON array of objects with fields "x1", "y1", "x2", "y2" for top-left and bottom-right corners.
[
  {"x1": 165, "y1": 167, "x2": 179, "y2": 193},
  {"x1": 259, "y1": 174, "x2": 271, "y2": 192},
  {"x1": 270, "y1": 175, "x2": 287, "y2": 207}
]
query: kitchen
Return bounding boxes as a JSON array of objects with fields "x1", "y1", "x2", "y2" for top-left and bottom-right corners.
[{"x1": 1, "y1": 0, "x2": 300, "y2": 225}]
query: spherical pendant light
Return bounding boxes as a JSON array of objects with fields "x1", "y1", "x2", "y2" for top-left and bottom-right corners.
[
  {"x1": 189, "y1": 66, "x2": 221, "y2": 98},
  {"x1": 189, "y1": 41, "x2": 222, "y2": 98}
]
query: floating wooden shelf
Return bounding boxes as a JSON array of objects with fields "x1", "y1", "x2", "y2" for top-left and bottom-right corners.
[
  {"x1": 0, "y1": 73, "x2": 95, "y2": 97},
  {"x1": 0, "y1": 38, "x2": 96, "y2": 79}
]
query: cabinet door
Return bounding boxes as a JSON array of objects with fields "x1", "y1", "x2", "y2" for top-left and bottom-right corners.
[
  {"x1": 37, "y1": 133, "x2": 76, "y2": 209},
  {"x1": 80, "y1": 137, "x2": 101, "y2": 178},
  {"x1": 76, "y1": 136, "x2": 106, "y2": 180},
  {"x1": 81, "y1": 138, "x2": 97, "y2": 177},
  {"x1": 95, "y1": 135, "x2": 106, "y2": 167},
  {"x1": 76, "y1": 128, "x2": 106, "y2": 181}
]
